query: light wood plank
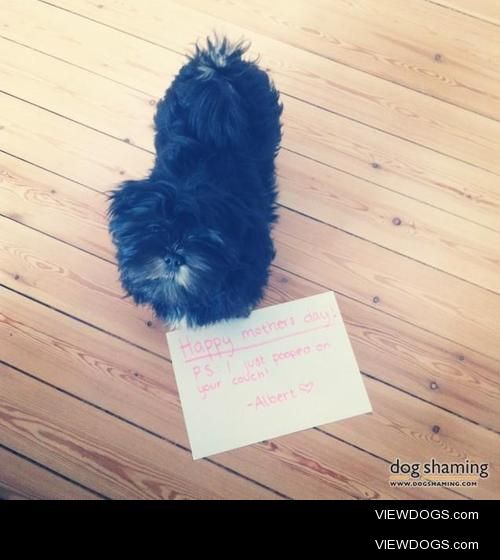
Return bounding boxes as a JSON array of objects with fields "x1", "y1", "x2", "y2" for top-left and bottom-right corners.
[
  {"x1": 340, "y1": 292, "x2": 500, "y2": 433},
  {"x1": 3, "y1": 178, "x2": 500, "y2": 370},
  {"x1": 0, "y1": 93, "x2": 148, "y2": 189},
  {"x1": 0, "y1": 446, "x2": 101, "y2": 500},
  {"x1": 324, "y1": 377, "x2": 500, "y2": 499},
  {"x1": 0, "y1": 217, "x2": 500, "y2": 496},
  {"x1": 2, "y1": 0, "x2": 182, "y2": 96},
  {"x1": 0, "y1": 217, "x2": 165, "y2": 355},
  {"x1": 2, "y1": 153, "x2": 499, "y2": 432},
  {"x1": 1, "y1": 0, "x2": 498, "y2": 500},
  {"x1": 2, "y1": 41, "x2": 500, "y2": 291},
  {"x1": 276, "y1": 210, "x2": 500, "y2": 361},
  {"x1": 178, "y1": 0, "x2": 500, "y2": 120},
  {"x1": 0, "y1": 154, "x2": 113, "y2": 261},
  {"x1": 39, "y1": 0, "x2": 500, "y2": 173},
  {"x1": 2, "y1": 4, "x2": 500, "y2": 227},
  {"x1": 281, "y1": 95, "x2": 500, "y2": 235},
  {"x1": 0, "y1": 362, "x2": 278, "y2": 500},
  {"x1": 278, "y1": 151, "x2": 500, "y2": 293},
  {"x1": 0, "y1": 290, "x2": 455, "y2": 499},
  {"x1": 431, "y1": 0, "x2": 500, "y2": 26},
  {"x1": 1, "y1": 97, "x2": 499, "y2": 362},
  {"x1": 0, "y1": 36, "x2": 160, "y2": 151},
  {"x1": 0, "y1": 38, "x2": 156, "y2": 147}
]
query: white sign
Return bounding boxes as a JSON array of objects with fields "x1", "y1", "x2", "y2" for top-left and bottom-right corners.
[{"x1": 167, "y1": 291, "x2": 372, "y2": 459}]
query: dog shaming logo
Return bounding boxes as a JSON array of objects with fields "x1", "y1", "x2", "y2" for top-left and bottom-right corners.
[{"x1": 388, "y1": 458, "x2": 489, "y2": 488}]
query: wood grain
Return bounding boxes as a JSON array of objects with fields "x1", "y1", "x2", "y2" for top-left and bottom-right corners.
[
  {"x1": 323, "y1": 377, "x2": 500, "y2": 499},
  {"x1": 275, "y1": 210, "x2": 500, "y2": 361},
  {"x1": 3, "y1": 184, "x2": 500, "y2": 367},
  {"x1": 2, "y1": 154, "x2": 500, "y2": 432},
  {"x1": 0, "y1": 362, "x2": 278, "y2": 500},
  {"x1": 0, "y1": 93, "x2": 149, "y2": 189},
  {"x1": 1, "y1": 96, "x2": 499, "y2": 361},
  {"x1": 2, "y1": 252, "x2": 500, "y2": 496},
  {"x1": 2, "y1": 42, "x2": 500, "y2": 290},
  {"x1": 178, "y1": 0, "x2": 500, "y2": 120},
  {"x1": 431, "y1": 0, "x2": 500, "y2": 26},
  {"x1": 277, "y1": 150, "x2": 500, "y2": 293},
  {"x1": 0, "y1": 291, "x2": 457, "y2": 499},
  {"x1": 339, "y1": 294, "x2": 500, "y2": 433},
  {"x1": 2, "y1": 0, "x2": 182, "y2": 97},
  {"x1": 1, "y1": 0, "x2": 499, "y2": 500},
  {"x1": 39, "y1": 0, "x2": 500, "y2": 173},
  {"x1": 0, "y1": 153, "x2": 113, "y2": 261},
  {"x1": 0, "y1": 38, "x2": 157, "y2": 148},
  {"x1": 3, "y1": 5, "x2": 500, "y2": 229},
  {"x1": 0, "y1": 445, "x2": 101, "y2": 500},
  {"x1": 0, "y1": 216, "x2": 165, "y2": 355},
  {"x1": 281, "y1": 96, "x2": 500, "y2": 235}
]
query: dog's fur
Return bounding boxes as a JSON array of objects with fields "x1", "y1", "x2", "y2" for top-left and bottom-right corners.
[{"x1": 108, "y1": 37, "x2": 283, "y2": 327}]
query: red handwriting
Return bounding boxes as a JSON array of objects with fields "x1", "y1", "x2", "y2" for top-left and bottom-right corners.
[
  {"x1": 241, "y1": 316, "x2": 295, "y2": 338},
  {"x1": 198, "y1": 380, "x2": 222, "y2": 399},
  {"x1": 244, "y1": 355, "x2": 265, "y2": 369},
  {"x1": 248, "y1": 389, "x2": 297, "y2": 409},
  {"x1": 193, "y1": 363, "x2": 216, "y2": 378},
  {"x1": 299, "y1": 382, "x2": 314, "y2": 393},
  {"x1": 179, "y1": 308, "x2": 335, "y2": 364},
  {"x1": 272, "y1": 341, "x2": 331, "y2": 366},
  {"x1": 183, "y1": 323, "x2": 333, "y2": 363},
  {"x1": 248, "y1": 382, "x2": 314, "y2": 409},
  {"x1": 180, "y1": 335, "x2": 234, "y2": 361},
  {"x1": 304, "y1": 310, "x2": 331, "y2": 323},
  {"x1": 232, "y1": 369, "x2": 267, "y2": 384},
  {"x1": 232, "y1": 355, "x2": 268, "y2": 384}
]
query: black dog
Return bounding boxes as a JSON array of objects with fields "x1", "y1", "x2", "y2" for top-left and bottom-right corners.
[{"x1": 108, "y1": 36, "x2": 283, "y2": 327}]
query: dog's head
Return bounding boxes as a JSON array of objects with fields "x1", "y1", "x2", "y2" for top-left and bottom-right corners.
[{"x1": 108, "y1": 178, "x2": 247, "y2": 322}]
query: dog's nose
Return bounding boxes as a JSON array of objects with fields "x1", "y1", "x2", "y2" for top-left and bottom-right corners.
[{"x1": 164, "y1": 253, "x2": 185, "y2": 269}]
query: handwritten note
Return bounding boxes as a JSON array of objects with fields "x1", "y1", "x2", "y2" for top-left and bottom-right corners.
[{"x1": 167, "y1": 291, "x2": 372, "y2": 459}]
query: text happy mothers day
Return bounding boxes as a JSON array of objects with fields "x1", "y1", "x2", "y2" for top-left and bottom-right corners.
[{"x1": 176, "y1": 307, "x2": 337, "y2": 409}]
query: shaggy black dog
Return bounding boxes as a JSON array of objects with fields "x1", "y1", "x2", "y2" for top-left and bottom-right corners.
[{"x1": 108, "y1": 36, "x2": 283, "y2": 327}]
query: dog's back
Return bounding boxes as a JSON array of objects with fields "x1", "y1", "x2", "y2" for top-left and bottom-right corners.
[
  {"x1": 109, "y1": 36, "x2": 282, "y2": 326},
  {"x1": 154, "y1": 36, "x2": 282, "y2": 162}
]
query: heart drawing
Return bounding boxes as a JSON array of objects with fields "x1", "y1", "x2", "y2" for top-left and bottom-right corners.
[{"x1": 299, "y1": 382, "x2": 314, "y2": 393}]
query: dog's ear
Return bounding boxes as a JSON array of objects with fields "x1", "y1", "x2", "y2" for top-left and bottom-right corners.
[
  {"x1": 109, "y1": 178, "x2": 172, "y2": 218},
  {"x1": 108, "y1": 178, "x2": 177, "y2": 221},
  {"x1": 108, "y1": 179, "x2": 148, "y2": 218}
]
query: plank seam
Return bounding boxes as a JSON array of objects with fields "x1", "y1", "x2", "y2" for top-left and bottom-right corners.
[
  {"x1": 3, "y1": 274, "x2": 498, "y2": 439},
  {"x1": 360, "y1": 370, "x2": 500, "y2": 437},
  {"x1": 0, "y1": 358, "x2": 291, "y2": 500},
  {"x1": 0, "y1": 34, "x2": 155, "y2": 97},
  {"x1": 176, "y1": 0, "x2": 500, "y2": 124},
  {"x1": 4, "y1": 212, "x2": 500, "y2": 372},
  {"x1": 2, "y1": 93, "x2": 499, "y2": 297},
  {"x1": 0, "y1": 439, "x2": 109, "y2": 500},
  {"x1": 271, "y1": 261, "x2": 500, "y2": 368},
  {"x1": 283, "y1": 92, "x2": 500, "y2": 178},
  {"x1": 424, "y1": 0, "x2": 500, "y2": 27},
  {"x1": 37, "y1": 0, "x2": 500, "y2": 124},
  {"x1": 3, "y1": 287, "x2": 478, "y2": 497},
  {"x1": 0, "y1": 90, "x2": 151, "y2": 155},
  {"x1": 313, "y1": 429, "x2": 470, "y2": 500},
  {"x1": 2, "y1": 39, "x2": 499, "y2": 234},
  {"x1": 282, "y1": 147, "x2": 500, "y2": 236}
]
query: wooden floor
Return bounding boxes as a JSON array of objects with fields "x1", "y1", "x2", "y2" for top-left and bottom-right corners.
[{"x1": 1, "y1": 0, "x2": 499, "y2": 500}]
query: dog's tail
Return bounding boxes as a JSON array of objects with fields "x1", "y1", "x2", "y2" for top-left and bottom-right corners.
[
  {"x1": 177, "y1": 35, "x2": 281, "y2": 149},
  {"x1": 183, "y1": 35, "x2": 250, "y2": 147}
]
